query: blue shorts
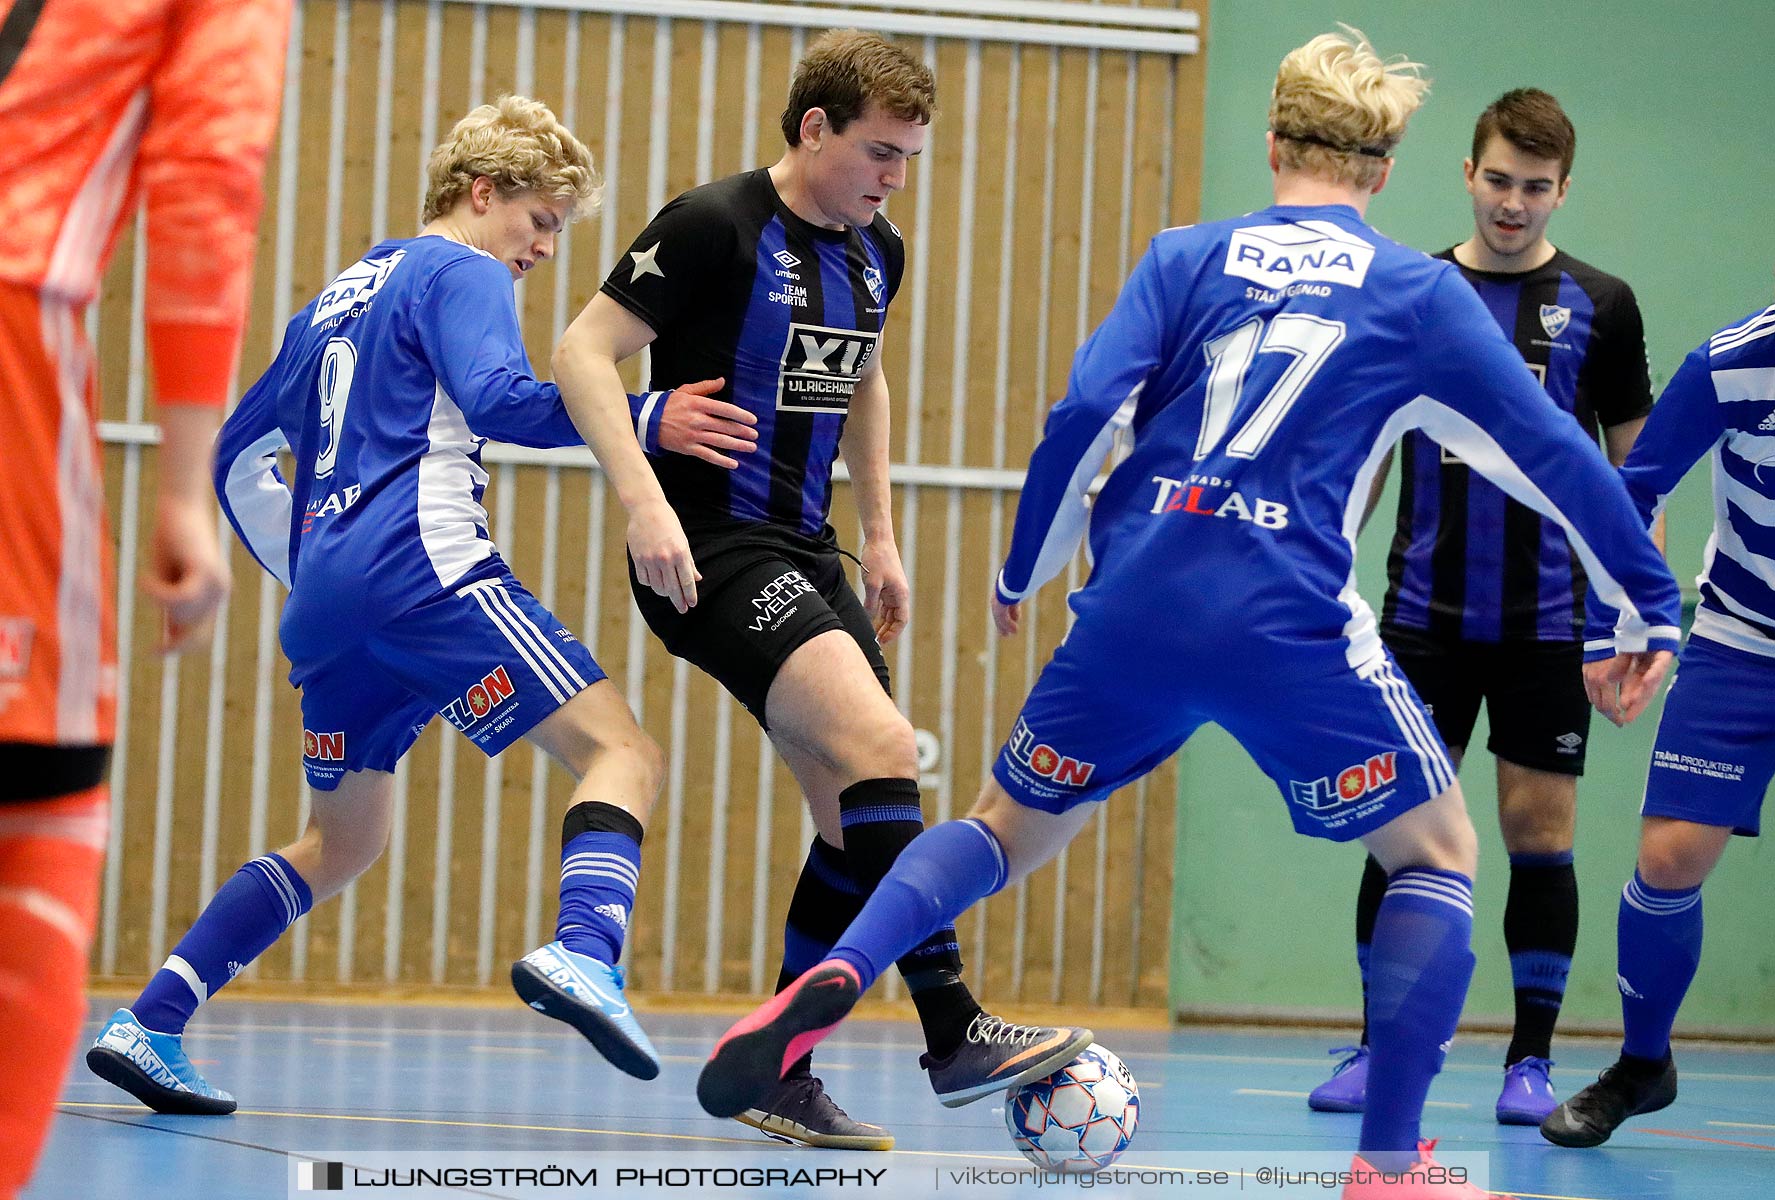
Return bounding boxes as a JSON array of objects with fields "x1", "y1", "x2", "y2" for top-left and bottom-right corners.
[
  {"x1": 992, "y1": 618, "x2": 1456, "y2": 842},
  {"x1": 1641, "y1": 635, "x2": 1775, "y2": 837},
  {"x1": 290, "y1": 571, "x2": 606, "y2": 790}
]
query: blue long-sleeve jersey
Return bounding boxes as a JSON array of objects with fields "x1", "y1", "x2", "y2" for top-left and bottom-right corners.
[
  {"x1": 214, "y1": 237, "x2": 583, "y2": 663},
  {"x1": 998, "y1": 205, "x2": 1681, "y2": 665},
  {"x1": 1585, "y1": 303, "x2": 1775, "y2": 660}
]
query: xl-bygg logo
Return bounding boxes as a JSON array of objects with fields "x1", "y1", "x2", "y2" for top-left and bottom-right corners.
[
  {"x1": 303, "y1": 729, "x2": 345, "y2": 761},
  {"x1": 1290, "y1": 752, "x2": 1398, "y2": 813},
  {"x1": 311, "y1": 250, "x2": 406, "y2": 326},
  {"x1": 1006, "y1": 718, "x2": 1097, "y2": 789},
  {"x1": 1224, "y1": 220, "x2": 1374, "y2": 289},
  {"x1": 441, "y1": 665, "x2": 516, "y2": 731},
  {"x1": 1149, "y1": 474, "x2": 1290, "y2": 529},
  {"x1": 295, "y1": 1160, "x2": 345, "y2": 1191},
  {"x1": 776, "y1": 322, "x2": 878, "y2": 413}
]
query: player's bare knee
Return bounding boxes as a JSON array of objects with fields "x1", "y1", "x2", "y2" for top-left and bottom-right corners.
[{"x1": 845, "y1": 709, "x2": 917, "y2": 780}]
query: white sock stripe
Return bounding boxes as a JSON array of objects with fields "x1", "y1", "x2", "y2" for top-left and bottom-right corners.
[
  {"x1": 562, "y1": 851, "x2": 641, "y2": 869},
  {"x1": 477, "y1": 579, "x2": 587, "y2": 695},
  {"x1": 459, "y1": 583, "x2": 571, "y2": 704},
  {"x1": 1623, "y1": 879, "x2": 1701, "y2": 915},
  {"x1": 0, "y1": 884, "x2": 89, "y2": 950},
  {"x1": 960, "y1": 818, "x2": 1010, "y2": 887},
  {"x1": 162, "y1": 954, "x2": 210, "y2": 1005},
  {"x1": 562, "y1": 855, "x2": 640, "y2": 883},
  {"x1": 247, "y1": 856, "x2": 300, "y2": 925},
  {"x1": 1389, "y1": 869, "x2": 1474, "y2": 898},
  {"x1": 1385, "y1": 883, "x2": 1476, "y2": 917}
]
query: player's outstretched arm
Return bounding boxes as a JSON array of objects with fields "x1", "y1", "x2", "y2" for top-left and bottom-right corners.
[
  {"x1": 839, "y1": 359, "x2": 909, "y2": 644},
  {"x1": 635, "y1": 377, "x2": 757, "y2": 467},
  {"x1": 554, "y1": 293, "x2": 699, "y2": 613}
]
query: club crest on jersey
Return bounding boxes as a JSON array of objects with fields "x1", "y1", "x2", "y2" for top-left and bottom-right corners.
[
  {"x1": 311, "y1": 249, "x2": 406, "y2": 326},
  {"x1": 864, "y1": 265, "x2": 885, "y2": 304},
  {"x1": 1006, "y1": 718, "x2": 1097, "y2": 789},
  {"x1": 1290, "y1": 752, "x2": 1398, "y2": 823},
  {"x1": 1539, "y1": 304, "x2": 1572, "y2": 339},
  {"x1": 303, "y1": 729, "x2": 346, "y2": 761},
  {"x1": 442, "y1": 665, "x2": 516, "y2": 731},
  {"x1": 776, "y1": 322, "x2": 878, "y2": 413},
  {"x1": 1224, "y1": 220, "x2": 1374, "y2": 289}
]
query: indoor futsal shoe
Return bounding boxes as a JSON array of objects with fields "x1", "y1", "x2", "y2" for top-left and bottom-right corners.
[
  {"x1": 85, "y1": 1008, "x2": 237, "y2": 1115},
  {"x1": 1309, "y1": 1044, "x2": 1371, "y2": 1113},
  {"x1": 698, "y1": 960, "x2": 863, "y2": 1120},
  {"x1": 1495, "y1": 1056, "x2": 1558, "y2": 1126},
  {"x1": 511, "y1": 941, "x2": 660, "y2": 1080},
  {"x1": 1539, "y1": 1052, "x2": 1677, "y2": 1148},
  {"x1": 736, "y1": 1072, "x2": 895, "y2": 1151},
  {"x1": 920, "y1": 1012, "x2": 1095, "y2": 1107},
  {"x1": 1343, "y1": 1139, "x2": 1508, "y2": 1199}
]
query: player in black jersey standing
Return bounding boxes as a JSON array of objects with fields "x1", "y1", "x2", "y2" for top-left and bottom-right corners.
[
  {"x1": 552, "y1": 30, "x2": 1090, "y2": 1150},
  {"x1": 1308, "y1": 89, "x2": 1660, "y2": 1125}
]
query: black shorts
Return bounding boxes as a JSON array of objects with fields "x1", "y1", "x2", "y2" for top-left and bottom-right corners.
[
  {"x1": 1382, "y1": 625, "x2": 1591, "y2": 775},
  {"x1": 629, "y1": 521, "x2": 891, "y2": 727}
]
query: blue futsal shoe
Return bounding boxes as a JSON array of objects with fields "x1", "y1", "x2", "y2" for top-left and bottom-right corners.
[
  {"x1": 86, "y1": 1008, "x2": 237, "y2": 1115},
  {"x1": 1496, "y1": 1056, "x2": 1559, "y2": 1125},
  {"x1": 1307, "y1": 1044, "x2": 1369, "y2": 1113},
  {"x1": 512, "y1": 941, "x2": 660, "y2": 1080}
]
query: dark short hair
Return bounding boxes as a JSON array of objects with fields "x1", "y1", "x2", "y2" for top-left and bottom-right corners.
[
  {"x1": 780, "y1": 29, "x2": 936, "y2": 146},
  {"x1": 1472, "y1": 88, "x2": 1575, "y2": 178}
]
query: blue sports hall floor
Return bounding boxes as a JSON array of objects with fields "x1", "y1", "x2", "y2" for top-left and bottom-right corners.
[{"x1": 31, "y1": 996, "x2": 1775, "y2": 1199}]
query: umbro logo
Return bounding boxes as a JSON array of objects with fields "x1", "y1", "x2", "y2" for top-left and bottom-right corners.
[
  {"x1": 1617, "y1": 973, "x2": 1645, "y2": 1000},
  {"x1": 1758, "y1": 411, "x2": 1775, "y2": 431},
  {"x1": 1555, "y1": 731, "x2": 1583, "y2": 754},
  {"x1": 772, "y1": 249, "x2": 801, "y2": 269}
]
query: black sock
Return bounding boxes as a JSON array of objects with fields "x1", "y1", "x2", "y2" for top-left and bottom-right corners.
[
  {"x1": 838, "y1": 777, "x2": 982, "y2": 1058},
  {"x1": 1504, "y1": 851, "x2": 1578, "y2": 1065},
  {"x1": 775, "y1": 836, "x2": 864, "y2": 1078},
  {"x1": 1355, "y1": 853, "x2": 1387, "y2": 1047}
]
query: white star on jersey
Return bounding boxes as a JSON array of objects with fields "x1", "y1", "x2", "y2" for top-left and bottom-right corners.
[{"x1": 629, "y1": 242, "x2": 664, "y2": 282}]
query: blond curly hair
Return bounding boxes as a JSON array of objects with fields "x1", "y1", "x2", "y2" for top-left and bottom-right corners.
[
  {"x1": 422, "y1": 94, "x2": 602, "y2": 224},
  {"x1": 1269, "y1": 27, "x2": 1429, "y2": 190}
]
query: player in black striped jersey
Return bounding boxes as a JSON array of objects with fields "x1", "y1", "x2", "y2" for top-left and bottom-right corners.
[{"x1": 552, "y1": 29, "x2": 1084, "y2": 1149}]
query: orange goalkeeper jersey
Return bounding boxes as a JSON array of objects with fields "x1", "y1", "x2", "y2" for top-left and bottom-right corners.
[{"x1": 0, "y1": 0, "x2": 290, "y2": 405}]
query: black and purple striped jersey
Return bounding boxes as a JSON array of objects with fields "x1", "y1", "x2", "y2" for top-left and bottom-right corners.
[
  {"x1": 1382, "y1": 248, "x2": 1653, "y2": 642},
  {"x1": 601, "y1": 168, "x2": 903, "y2": 539}
]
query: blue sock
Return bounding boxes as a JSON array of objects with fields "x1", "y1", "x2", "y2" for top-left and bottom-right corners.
[
  {"x1": 1359, "y1": 868, "x2": 1476, "y2": 1172},
  {"x1": 556, "y1": 830, "x2": 641, "y2": 963},
  {"x1": 133, "y1": 853, "x2": 313, "y2": 1035},
  {"x1": 829, "y1": 818, "x2": 1009, "y2": 991},
  {"x1": 1617, "y1": 870, "x2": 1702, "y2": 1061}
]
